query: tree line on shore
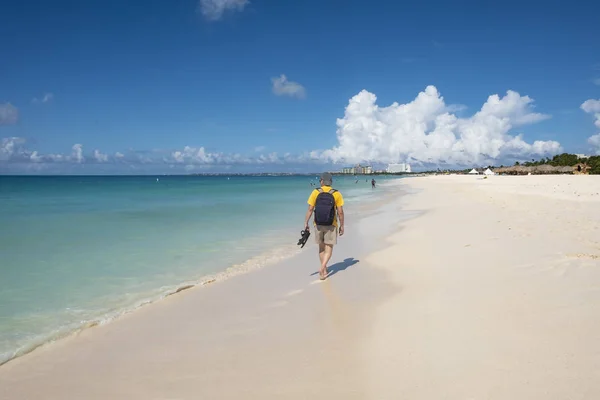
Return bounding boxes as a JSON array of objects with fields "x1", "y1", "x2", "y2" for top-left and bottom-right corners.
[
  {"x1": 423, "y1": 153, "x2": 600, "y2": 175},
  {"x1": 511, "y1": 153, "x2": 600, "y2": 174}
]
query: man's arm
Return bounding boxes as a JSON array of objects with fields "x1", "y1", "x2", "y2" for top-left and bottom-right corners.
[
  {"x1": 304, "y1": 205, "x2": 314, "y2": 230},
  {"x1": 304, "y1": 189, "x2": 317, "y2": 230},
  {"x1": 337, "y1": 206, "x2": 345, "y2": 236}
]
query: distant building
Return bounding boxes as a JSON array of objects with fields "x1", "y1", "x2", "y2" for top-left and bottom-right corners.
[
  {"x1": 386, "y1": 163, "x2": 412, "y2": 173},
  {"x1": 575, "y1": 154, "x2": 589, "y2": 159},
  {"x1": 340, "y1": 164, "x2": 373, "y2": 175}
]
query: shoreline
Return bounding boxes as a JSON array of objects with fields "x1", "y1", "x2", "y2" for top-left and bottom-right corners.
[
  {"x1": 0, "y1": 242, "x2": 301, "y2": 367},
  {"x1": 0, "y1": 178, "x2": 402, "y2": 367}
]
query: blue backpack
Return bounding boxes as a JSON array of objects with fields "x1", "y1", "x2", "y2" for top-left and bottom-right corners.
[{"x1": 313, "y1": 188, "x2": 337, "y2": 226}]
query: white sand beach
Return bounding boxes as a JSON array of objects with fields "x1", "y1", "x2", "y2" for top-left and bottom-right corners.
[
  {"x1": 366, "y1": 175, "x2": 600, "y2": 399},
  {"x1": 2, "y1": 175, "x2": 600, "y2": 399}
]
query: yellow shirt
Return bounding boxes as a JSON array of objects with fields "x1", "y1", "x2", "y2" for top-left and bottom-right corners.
[{"x1": 307, "y1": 186, "x2": 344, "y2": 227}]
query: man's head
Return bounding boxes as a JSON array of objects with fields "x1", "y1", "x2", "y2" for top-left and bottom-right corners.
[{"x1": 320, "y1": 172, "x2": 333, "y2": 186}]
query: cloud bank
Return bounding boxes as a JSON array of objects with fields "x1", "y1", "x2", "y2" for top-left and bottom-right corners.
[
  {"x1": 271, "y1": 74, "x2": 306, "y2": 99},
  {"x1": 318, "y1": 86, "x2": 559, "y2": 166},
  {"x1": 0, "y1": 103, "x2": 18, "y2": 125},
  {"x1": 1, "y1": 86, "x2": 579, "y2": 173},
  {"x1": 168, "y1": 145, "x2": 314, "y2": 166},
  {"x1": 199, "y1": 0, "x2": 248, "y2": 21},
  {"x1": 582, "y1": 98, "x2": 600, "y2": 154},
  {"x1": 0, "y1": 138, "x2": 324, "y2": 174},
  {"x1": 2, "y1": 139, "x2": 89, "y2": 164}
]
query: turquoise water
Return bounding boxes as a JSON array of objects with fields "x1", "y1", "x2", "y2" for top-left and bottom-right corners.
[{"x1": 0, "y1": 174, "x2": 398, "y2": 364}]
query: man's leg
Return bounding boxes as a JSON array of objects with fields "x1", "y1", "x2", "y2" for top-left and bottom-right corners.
[
  {"x1": 318, "y1": 242, "x2": 331, "y2": 279},
  {"x1": 320, "y1": 244, "x2": 333, "y2": 278},
  {"x1": 316, "y1": 228, "x2": 326, "y2": 278},
  {"x1": 318, "y1": 242, "x2": 325, "y2": 265},
  {"x1": 320, "y1": 226, "x2": 337, "y2": 279}
]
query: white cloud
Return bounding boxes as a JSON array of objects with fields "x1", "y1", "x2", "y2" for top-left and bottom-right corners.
[
  {"x1": 93, "y1": 149, "x2": 108, "y2": 162},
  {"x1": 0, "y1": 103, "x2": 18, "y2": 125},
  {"x1": 171, "y1": 146, "x2": 218, "y2": 164},
  {"x1": 582, "y1": 98, "x2": 600, "y2": 154},
  {"x1": 1, "y1": 139, "x2": 158, "y2": 167},
  {"x1": 198, "y1": 0, "x2": 248, "y2": 21},
  {"x1": 32, "y1": 93, "x2": 54, "y2": 104},
  {"x1": 170, "y1": 146, "x2": 252, "y2": 165},
  {"x1": 70, "y1": 144, "x2": 84, "y2": 163},
  {"x1": 271, "y1": 74, "x2": 306, "y2": 99},
  {"x1": 257, "y1": 152, "x2": 281, "y2": 164},
  {"x1": 29, "y1": 151, "x2": 43, "y2": 163},
  {"x1": 46, "y1": 153, "x2": 65, "y2": 162},
  {"x1": 581, "y1": 99, "x2": 600, "y2": 129},
  {"x1": 254, "y1": 145, "x2": 266, "y2": 152},
  {"x1": 1, "y1": 137, "x2": 26, "y2": 160},
  {"x1": 589, "y1": 134, "x2": 600, "y2": 154},
  {"x1": 445, "y1": 103, "x2": 468, "y2": 113},
  {"x1": 166, "y1": 146, "x2": 318, "y2": 166},
  {"x1": 582, "y1": 99, "x2": 600, "y2": 113},
  {"x1": 317, "y1": 85, "x2": 558, "y2": 166}
]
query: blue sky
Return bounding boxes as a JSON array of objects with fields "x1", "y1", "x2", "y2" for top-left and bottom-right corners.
[{"x1": 1, "y1": 0, "x2": 599, "y2": 174}]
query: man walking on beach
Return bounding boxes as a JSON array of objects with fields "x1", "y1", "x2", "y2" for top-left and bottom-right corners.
[{"x1": 304, "y1": 172, "x2": 344, "y2": 280}]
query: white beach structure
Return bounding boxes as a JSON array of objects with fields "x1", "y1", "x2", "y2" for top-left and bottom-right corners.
[
  {"x1": 483, "y1": 168, "x2": 495, "y2": 176},
  {"x1": 468, "y1": 168, "x2": 479, "y2": 174},
  {"x1": 387, "y1": 163, "x2": 412, "y2": 173}
]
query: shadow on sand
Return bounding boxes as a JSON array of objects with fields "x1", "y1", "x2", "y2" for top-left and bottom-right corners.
[{"x1": 310, "y1": 257, "x2": 360, "y2": 279}]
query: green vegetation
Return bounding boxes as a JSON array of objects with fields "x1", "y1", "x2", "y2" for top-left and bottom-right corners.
[
  {"x1": 589, "y1": 157, "x2": 600, "y2": 175},
  {"x1": 418, "y1": 153, "x2": 600, "y2": 175},
  {"x1": 517, "y1": 153, "x2": 600, "y2": 174}
]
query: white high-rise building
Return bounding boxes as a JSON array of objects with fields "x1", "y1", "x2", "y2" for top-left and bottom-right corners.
[
  {"x1": 340, "y1": 164, "x2": 373, "y2": 174},
  {"x1": 386, "y1": 163, "x2": 412, "y2": 173}
]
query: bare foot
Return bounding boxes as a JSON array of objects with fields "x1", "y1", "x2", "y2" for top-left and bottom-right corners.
[{"x1": 320, "y1": 266, "x2": 327, "y2": 280}]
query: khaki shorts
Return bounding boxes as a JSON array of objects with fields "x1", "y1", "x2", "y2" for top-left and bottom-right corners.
[{"x1": 314, "y1": 225, "x2": 338, "y2": 245}]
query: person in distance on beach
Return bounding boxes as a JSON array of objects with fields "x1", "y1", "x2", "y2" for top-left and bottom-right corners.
[{"x1": 303, "y1": 172, "x2": 345, "y2": 280}]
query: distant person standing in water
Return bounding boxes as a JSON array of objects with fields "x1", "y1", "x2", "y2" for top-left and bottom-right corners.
[
  {"x1": 371, "y1": 178, "x2": 376, "y2": 189},
  {"x1": 303, "y1": 172, "x2": 345, "y2": 280}
]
